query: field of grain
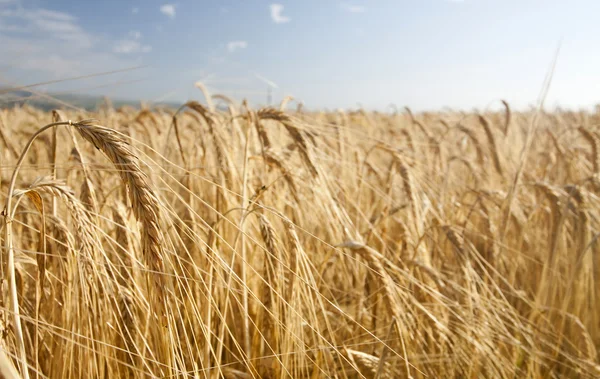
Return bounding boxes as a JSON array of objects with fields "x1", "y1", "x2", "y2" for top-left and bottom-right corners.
[{"x1": 0, "y1": 97, "x2": 598, "y2": 378}]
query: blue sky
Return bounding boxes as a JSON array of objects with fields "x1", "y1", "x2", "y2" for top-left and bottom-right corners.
[{"x1": 0, "y1": 0, "x2": 599, "y2": 110}]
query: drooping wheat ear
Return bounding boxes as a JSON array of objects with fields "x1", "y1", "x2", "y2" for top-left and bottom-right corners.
[
  {"x1": 79, "y1": 179, "x2": 98, "y2": 214},
  {"x1": 533, "y1": 182, "x2": 563, "y2": 267},
  {"x1": 404, "y1": 106, "x2": 415, "y2": 124},
  {"x1": 448, "y1": 156, "x2": 480, "y2": 185},
  {"x1": 50, "y1": 110, "x2": 63, "y2": 182},
  {"x1": 257, "y1": 213, "x2": 284, "y2": 356},
  {"x1": 72, "y1": 120, "x2": 165, "y2": 285},
  {"x1": 170, "y1": 115, "x2": 188, "y2": 166},
  {"x1": 257, "y1": 108, "x2": 318, "y2": 177},
  {"x1": 501, "y1": 100, "x2": 511, "y2": 135},
  {"x1": 13, "y1": 177, "x2": 99, "y2": 260},
  {"x1": 216, "y1": 95, "x2": 244, "y2": 139},
  {"x1": 413, "y1": 119, "x2": 432, "y2": 140},
  {"x1": 194, "y1": 81, "x2": 215, "y2": 112},
  {"x1": 399, "y1": 129, "x2": 414, "y2": 153},
  {"x1": 456, "y1": 125, "x2": 485, "y2": 166},
  {"x1": 441, "y1": 224, "x2": 466, "y2": 258},
  {"x1": 479, "y1": 202, "x2": 497, "y2": 265},
  {"x1": 393, "y1": 154, "x2": 419, "y2": 227},
  {"x1": 431, "y1": 135, "x2": 444, "y2": 171},
  {"x1": 183, "y1": 101, "x2": 232, "y2": 179},
  {"x1": 337, "y1": 241, "x2": 406, "y2": 338},
  {"x1": 534, "y1": 182, "x2": 562, "y2": 208},
  {"x1": 478, "y1": 115, "x2": 503, "y2": 176},
  {"x1": 279, "y1": 95, "x2": 294, "y2": 111},
  {"x1": 249, "y1": 110, "x2": 272, "y2": 150},
  {"x1": 578, "y1": 127, "x2": 600, "y2": 175},
  {"x1": 564, "y1": 185, "x2": 590, "y2": 261},
  {"x1": 281, "y1": 218, "x2": 300, "y2": 301},
  {"x1": 343, "y1": 348, "x2": 393, "y2": 378},
  {"x1": 135, "y1": 108, "x2": 161, "y2": 133},
  {"x1": 547, "y1": 129, "x2": 565, "y2": 159},
  {"x1": 212, "y1": 93, "x2": 238, "y2": 108},
  {"x1": 57, "y1": 110, "x2": 100, "y2": 217},
  {"x1": 257, "y1": 149, "x2": 300, "y2": 202}
]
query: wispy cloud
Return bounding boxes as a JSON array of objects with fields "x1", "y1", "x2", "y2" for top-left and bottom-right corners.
[
  {"x1": 160, "y1": 4, "x2": 176, "y2": 19},
  {"x1": 0, "y1": 2, "x2": 140, "y2": 78},
  {"x1": 114, "y1": 31, "x2": 151, "y2": 54},
  {"x1": 0, "y1": 6, "x2": 92, "y2": 48},
  {"x1": 132, "y1": 7, "x2": 139, "y2": 14},
  {"x1": 270, "y1": 4, "x2": 290, "y2": 24},
  {"x1": 227, "y1": 41, "x2": 247, "y2": 53},
  {"x1": 341, "y1": 3, "x2": 366, "y2": 13}
]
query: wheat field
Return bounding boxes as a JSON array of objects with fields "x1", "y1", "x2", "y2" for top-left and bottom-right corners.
[{"x1": 0, "y1": 96, "x2": 598, "y2": 378}]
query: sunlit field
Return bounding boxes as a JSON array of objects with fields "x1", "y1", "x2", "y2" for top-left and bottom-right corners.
[{"x1": 0, "y1": 95, "x2": 599, "y2": 378}]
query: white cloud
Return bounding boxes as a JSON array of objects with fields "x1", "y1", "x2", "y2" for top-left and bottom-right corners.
[
  {"x1": 132, "y1": 7, "x2": 139, "y2": 14},
  {"x1": 227, "y1": 40, "x2": 247, "y2": 53},
  {"x1": 341, "y1": 4, "x2": 366, "y2": 13},
  {"x1": 114, "y1": 31, "x2": 151, "y2": 54},
  {"x1": 160, "y1": 4, "x2": 176, "y2": 19},
  {"x1": 270, "y1": 4, "x2": 290, "y2": 24}
]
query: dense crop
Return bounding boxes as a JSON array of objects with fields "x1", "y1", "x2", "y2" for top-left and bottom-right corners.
[{"x1": 0, "y1": 98, "x2": 599, "y2": 378}]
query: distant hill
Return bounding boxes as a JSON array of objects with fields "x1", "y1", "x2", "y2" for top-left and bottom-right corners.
[{"x1": 0, "y1": 88, "x2": 183, "y2": 111}]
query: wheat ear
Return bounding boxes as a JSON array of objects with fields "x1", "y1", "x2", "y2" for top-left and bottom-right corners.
[
  {"x1": 72, "y1": 120, "x2": 165, "y2": 281},
  {"x1": 257, "y1": 108, "x2": 318, "y2": 177},
  {"x1": 578, "y1": 127, "x2": 600, "y2": 175},
  {"x1": 478, "y1": 115, "x2": 503, "y2": 176},
  {"x1": 501, "y1": 100, "x2": 511, "y2": 135}
]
